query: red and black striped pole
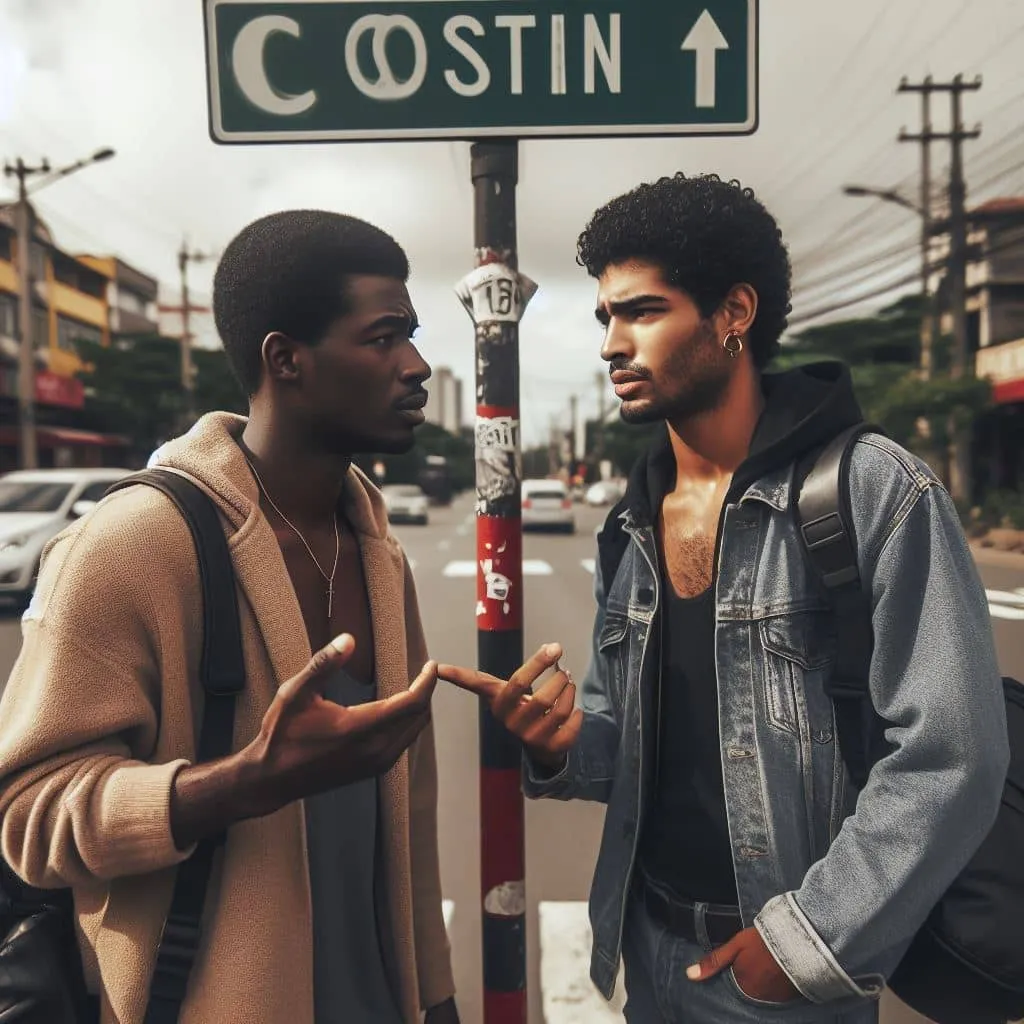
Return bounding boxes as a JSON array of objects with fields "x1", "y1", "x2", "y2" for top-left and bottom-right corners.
[{"x1": 456, "y1": 139, "x2": 536, "y2": 1024}]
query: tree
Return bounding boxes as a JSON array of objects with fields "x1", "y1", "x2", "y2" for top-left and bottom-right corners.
[
  {"x1": 773, "y1": 296, "x2": 992, "y2": 464},
  {"x1": 75, "y1": 336, "x2": 246, "y2": 462},
  {"x1": 352, "y1": 422, "x2": 476, "y2": 493}
]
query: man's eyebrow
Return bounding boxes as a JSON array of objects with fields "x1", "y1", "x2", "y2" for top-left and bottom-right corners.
[
  {"x1": 594, "y1": 294, "x2": 670, "y2": 322},
  {"x1": 362, "y1": 312, "x2": 418, "y2": 334}
]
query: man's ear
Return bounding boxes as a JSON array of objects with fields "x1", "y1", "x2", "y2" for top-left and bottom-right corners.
[
  {"x1": 261, "y1": 332, "x2": 301, "y2": 384},
  {"x1": 718, "y1": 284, "x2": 759, "y2": 337}
]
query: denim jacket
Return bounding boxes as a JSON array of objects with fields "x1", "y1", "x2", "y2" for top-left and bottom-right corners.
[{"x1": 524, "y1": 364, "x2": 1009, "y2": 1005}]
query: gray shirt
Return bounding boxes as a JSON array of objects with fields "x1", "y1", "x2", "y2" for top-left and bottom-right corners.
[{"x1": 304, "y1": 667, "x2": 404, "y2": 1024}]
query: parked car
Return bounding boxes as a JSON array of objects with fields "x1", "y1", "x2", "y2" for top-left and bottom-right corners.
[
  {"x1": 382, "y1": 484, "x2": 430, "y2": 525},
  {"x1": 585, "y1": 479, "x2": 627, "y2": 507},
  {"x1": 0, "y1": 467, "x2": 133, "y2": 607},
  {"x1": 521, "y1": 479, "x2": 575, "y2": 533}
]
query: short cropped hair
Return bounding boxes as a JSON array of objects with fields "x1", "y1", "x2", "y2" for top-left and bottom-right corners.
[
  {"x1": 213, "y1": 210, "x2": 410, "y2": 395},
  {"x1": 576, "y1": 173, "x2": 792, "y2": 368}
]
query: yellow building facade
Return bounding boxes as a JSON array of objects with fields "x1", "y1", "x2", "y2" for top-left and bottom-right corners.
[{"x1": 0, "y1": 206, "x2": 111, "y2": 380}]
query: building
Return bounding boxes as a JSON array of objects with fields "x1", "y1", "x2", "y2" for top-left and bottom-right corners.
[
  {"x1": 0, "y1": 204, "x2": 130, "y2": 470},
  {"x1": 936, "y1": 197, "x2": 1024, "y2": 492},
  {"x1": 425, "y1": 366, "x2": 464, "y2": 435},
  {"x1": 78, "y1": 255, "x2": 161, "y2": 338}
]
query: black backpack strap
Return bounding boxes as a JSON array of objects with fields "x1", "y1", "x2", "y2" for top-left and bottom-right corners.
[
  {"x1": 796, "y1": 424, "x2": 881, "y2": 791},
  {"x1": 104, "y1": 469, "x2": 244, "y2": 1024}
]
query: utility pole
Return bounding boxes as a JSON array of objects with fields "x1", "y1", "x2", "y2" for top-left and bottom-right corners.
[
  {"x1": 159, "y1": 242, "x2": 212, "y2": 431},
  {"x1": 6, "y1": 159, "x2": 41, "y2": 470},
  {"x1": 178, "y1": 242, "x2": 210, "y2": 426},
  {"x1": 569, "y1": 393, "x2": 578, "y2": 473},
  {"x1": 897, "y1": 76, "x2": 936, "y2": 380},
  {"x1": 899, "y1": 74, "x2": 981, "y2": 503},
  {"x1": 594, "y1": 370, "x2": 607, "y2": 465}
]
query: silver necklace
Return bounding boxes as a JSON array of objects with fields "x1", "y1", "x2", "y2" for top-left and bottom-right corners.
[{"x1": 246, "y1": 459, "x2": 341, "y2": 619}]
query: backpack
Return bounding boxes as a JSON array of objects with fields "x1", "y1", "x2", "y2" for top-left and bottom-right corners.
[
  {"x1": 0, "y1": 469, "x2": 245, "y2": 1024},
  {"x1": 796, "y1": 424, "x2": 1024, "y2": 1024}
]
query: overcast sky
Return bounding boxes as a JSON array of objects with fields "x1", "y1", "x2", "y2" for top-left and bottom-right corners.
[{"x1": 1, "y1": 0, "x2": 1022, "y2": 445}]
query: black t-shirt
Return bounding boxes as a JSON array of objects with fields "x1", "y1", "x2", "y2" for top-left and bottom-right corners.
[{"x1": 637, "y1": 582, "x2": 739, "y2": 906}]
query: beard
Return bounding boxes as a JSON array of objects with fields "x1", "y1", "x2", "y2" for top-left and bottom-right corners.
[{"x1": 619, "y1": 321, "x2": 732, "y2": 425}]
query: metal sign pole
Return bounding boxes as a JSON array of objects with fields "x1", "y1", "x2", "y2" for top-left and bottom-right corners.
[{"x1": 456, "y1": 138, "x2": 537, "y2": 1024}]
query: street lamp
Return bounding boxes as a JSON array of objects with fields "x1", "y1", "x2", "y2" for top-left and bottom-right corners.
[
  {"x1": 842, "y1": 181, "x2": 933, "y2": 379},
  {"x1": 2, "y1": 147, "x2": 117, "y2": 468},
  {"x1": 841, "y1": 184, "x2": 924, "y2": 217}
]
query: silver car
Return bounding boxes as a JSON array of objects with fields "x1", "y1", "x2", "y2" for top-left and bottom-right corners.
[
  {"x1": 382, "y1": 484, "x2": 430, "y2": 526},
  {"x1": 0, "y1": 467, "x2": 132, "y2": 607},
  {"x1": 521, "y1": 479, "x2": 575, "y2": 534}
]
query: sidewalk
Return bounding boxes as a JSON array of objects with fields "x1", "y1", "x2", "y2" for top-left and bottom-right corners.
[{"x1": 971, "y1": 540, "x2": 1024, "y2": 571}]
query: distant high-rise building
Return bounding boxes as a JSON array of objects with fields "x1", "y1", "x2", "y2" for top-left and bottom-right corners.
[{"x1": 425, "y1": 366, "x2": 463, "y2": 434}]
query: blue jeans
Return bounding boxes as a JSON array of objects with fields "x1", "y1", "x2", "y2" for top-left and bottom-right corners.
[{"x1": 621, "y1": 891, "x2": 880, "y2": 1024}]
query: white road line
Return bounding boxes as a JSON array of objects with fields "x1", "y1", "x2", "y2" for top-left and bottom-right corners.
[
  {"x1": 581, "y1": 559, "x2": 596, "y2": 575},
  {"x1": 443, "y1": 561, "x2": 477, "y2": 578},
  {"x1": 987, "y1": 589, "x2": 1024, "y2": 621},
  {"x1": 443, "y1": 560, "x2": 554, "y2": 578},
  {"x1": 539, "y1": 902, "x2": 625, "y2": 1022},
  {"x1": 523, "y1": 559, "x2": 554, "y2": 575}
]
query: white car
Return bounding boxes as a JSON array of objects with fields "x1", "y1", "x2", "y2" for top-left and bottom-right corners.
[
  {"x1": 585, "y1": 479, "x2": 627, "y2": 507},
  {"x1": 382, "y1": 484, "x2": 429, "y2": 526},
  {"x1": 0, "y1": 467, "x2": 133, "y2": 607},
  {"x1": 521, "y1": 479, "x2": 575, "y2": 534}
]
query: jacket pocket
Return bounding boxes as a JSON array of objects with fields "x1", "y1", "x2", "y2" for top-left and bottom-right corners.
[
  {"x1": 598, "y1": 611, "x2": 629, "y2": 715},
  {"x1": 758, "y1": 611, "x2": 835, "y2": 743}
]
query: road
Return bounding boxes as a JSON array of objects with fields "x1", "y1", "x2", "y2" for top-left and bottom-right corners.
[{"x1": 0, "y1": 493, "x2": 1021, "y2": 1023}]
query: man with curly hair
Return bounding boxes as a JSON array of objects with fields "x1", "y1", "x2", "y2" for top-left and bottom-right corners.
[{"x1": 440, "y1": 174, "x2": 1007, "y2": 1022}]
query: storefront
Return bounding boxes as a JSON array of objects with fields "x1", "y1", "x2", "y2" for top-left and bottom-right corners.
[{"x1": 975, "y1": 336, "x2": 1024, "y2": 492}]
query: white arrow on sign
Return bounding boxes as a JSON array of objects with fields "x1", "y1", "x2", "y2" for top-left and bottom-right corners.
[{"x1": 681, "y1": 10, "x2": 730, "y2": 109}]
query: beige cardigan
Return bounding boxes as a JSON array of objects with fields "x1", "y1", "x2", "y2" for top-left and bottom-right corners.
[{"x1": 0, "y1": 413, "x2": 454, "y2": 1023}]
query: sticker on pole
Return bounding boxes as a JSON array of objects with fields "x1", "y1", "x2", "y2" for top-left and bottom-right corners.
[
  {"x1": 456, "y1": 264, "x2": 537, "y2": 326},
  {"x1": 476, "y1": 414, "x2": 521, "y2": 506}
]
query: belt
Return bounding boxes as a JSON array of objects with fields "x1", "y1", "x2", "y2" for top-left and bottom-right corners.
[{"x1": 636, "y1": 872, "x2": 743, "y2": 947}]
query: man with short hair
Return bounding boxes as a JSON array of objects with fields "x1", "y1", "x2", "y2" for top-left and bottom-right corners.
[
  {"x1": 0, "y1": 209, "x2": 459, "y2": 1024},
  {"x1": 440, "y1": 174, "x2": 1008, "y2": 1022}
]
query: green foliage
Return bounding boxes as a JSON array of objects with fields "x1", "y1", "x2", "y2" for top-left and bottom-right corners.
[
  {"x1": 353, "y1": 422, "x2": 475, "y2": 492},
  {"x1": 75, "y1": 335, "x2": 246, "y2": 461},
  {"x1": 773, "y1": 295, "x2": 993, "y2": 453}
]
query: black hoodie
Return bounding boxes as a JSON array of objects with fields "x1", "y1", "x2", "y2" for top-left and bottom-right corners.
[
  {"x1": 597, "y1": 361, "x2": 866, "y2": 904},
  {"x1": 597, "y1": 361, "x2": 866, "y2": 587}
]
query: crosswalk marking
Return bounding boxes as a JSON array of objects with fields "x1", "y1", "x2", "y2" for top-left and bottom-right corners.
[
  {"x1": 539, "y1": 902, "x2": 624, "y2": 1022},
  {"x1": 987, "y1": 588, "x2": 1024, "y2": 620},
  {"x1": 419, "y1": 560, "x2": 1024, "y2": 625},
  {"x1": 442, "y1": 560, "x2": 554, "y2": 578}
]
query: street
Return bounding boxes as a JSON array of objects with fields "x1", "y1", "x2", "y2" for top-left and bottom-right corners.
[{"x1": 1, "y1": 493, "x2": 1022, "y2": 1024}]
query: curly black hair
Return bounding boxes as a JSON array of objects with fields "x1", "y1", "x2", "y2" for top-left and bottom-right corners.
[
  {"x1": 213, "y1": 210, "x2": 409, "y2": 397},
  {"x1": 576, "y1": 173, "x2": 792, "y2": 368}
]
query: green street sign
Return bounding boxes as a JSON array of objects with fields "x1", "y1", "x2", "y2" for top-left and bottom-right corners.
[{"x1": 204, "y1": 1, "x2": 758, "y2": 143}]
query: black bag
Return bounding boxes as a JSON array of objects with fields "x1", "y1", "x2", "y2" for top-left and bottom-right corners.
[
  {"x1": 0, "y1": 469, "x2": 245, "y2": 1024},
  {"x1": 797, "y1": 424, "x2": 1024, "y2": 1024}
]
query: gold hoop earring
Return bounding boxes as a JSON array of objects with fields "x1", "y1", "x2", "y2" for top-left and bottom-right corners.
[{"x1": 723, "y1": 332, "x2": 743, "y2": 358}]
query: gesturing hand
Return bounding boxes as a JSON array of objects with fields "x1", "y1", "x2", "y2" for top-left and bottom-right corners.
[
  {"x1": 437, "y1": 643, "x2": 582, "y2": 769},
  {"x1": 245, "y1": 633, "x2": 437, "y2": 817}
]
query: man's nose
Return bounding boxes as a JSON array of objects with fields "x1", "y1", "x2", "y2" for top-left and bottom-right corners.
[
  {"x1": 402, "y1": 345, "x2": 432, "y2": 384},
  {"x1": 600, "y1": 320, "x2": 632, "y2": 364}
]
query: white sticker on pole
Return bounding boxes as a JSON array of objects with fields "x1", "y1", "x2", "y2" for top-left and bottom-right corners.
[{"x1": 455, "y1": 264, "x2": 538, "y2": 325}]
